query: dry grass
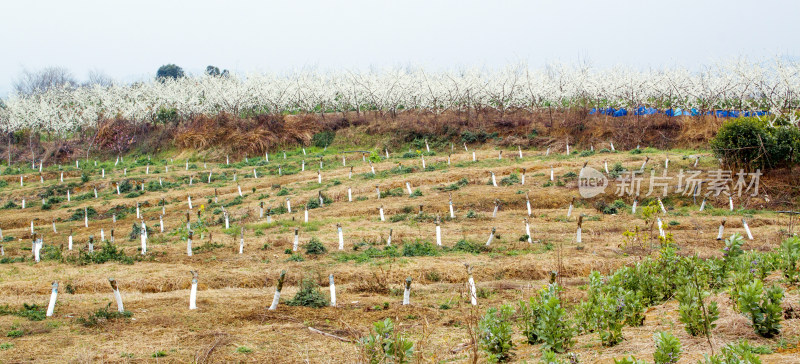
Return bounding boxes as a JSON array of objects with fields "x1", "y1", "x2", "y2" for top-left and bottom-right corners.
[{"x1": 0, "y1": 143, "x2": 798, "y2": 363}]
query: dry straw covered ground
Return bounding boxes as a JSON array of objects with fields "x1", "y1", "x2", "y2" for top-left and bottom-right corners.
[{"x1": 0, "y1": 142, "x2": 798, "y2": 363}]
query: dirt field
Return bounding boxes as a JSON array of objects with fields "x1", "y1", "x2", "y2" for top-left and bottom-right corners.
[{"x1": 1, "y1": 144, "x2": 798, "y2": 363}]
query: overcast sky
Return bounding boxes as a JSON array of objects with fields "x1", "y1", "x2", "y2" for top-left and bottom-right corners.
[{"x1": 1, "y1": 0, "x2": 798, "y2": 97}]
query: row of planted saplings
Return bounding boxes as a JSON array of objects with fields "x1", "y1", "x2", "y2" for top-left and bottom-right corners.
[
  {"x1": 41, "y1": 263, "x2": 485, "y2": 317},
  {"x1": 4, "y1": 189, "x2": 757, "y2": 262}
]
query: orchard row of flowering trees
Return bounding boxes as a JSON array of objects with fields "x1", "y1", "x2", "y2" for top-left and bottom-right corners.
[{"x1": 1, "y1": 58, "x2": 798, "y2": 135}]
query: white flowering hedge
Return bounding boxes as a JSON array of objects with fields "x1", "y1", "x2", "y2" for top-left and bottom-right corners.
[{"x1": 0, "y1": 59, "x2": 798, "y2": 136}]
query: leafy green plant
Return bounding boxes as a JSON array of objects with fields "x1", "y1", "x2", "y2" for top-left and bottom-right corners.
[
  {"x1": 0, "y1": 303, "x2": 46, "y2": 321},
  {"x1": 311, "y1": 130, "x2": 335, "y2": 148},
  {"x1": 653, "y1": 331, "x2": 681, "y2": 364},
  {"x1": 402, "y1": 241, "x2": 438, "y2": 257},
  {"x1": 701, "y1": 340, "x2": 763, "y2": 364},
  {"x1": 287, "y1": 278, "x2": 329, "y2": 308},
  {"x1": 518, "y1": 284, "x2": 574, "y2": 353},
  {"x1": 778, "y1": 236, "x2": 800, "y2": 284},
  {"x1": 236, "y1": 346, "x2": 253, "y2": 354},
  {"x1": 304, "y1": 237, "x2": 327, "y2": 255},
  {"x1": 76, "y1": 303, "x2": 133, "y2": 327},
  {"x1": 500, "y1": 173, "x2": 520, "y2": 186},
  {"x1": 451, "y1": 239, "x2": 485, "y2": 254},
  {"x1": 358, "y1": 318, "x2": 414, "y2": 364},
  {"x1": 614, "y1": 356, "x2": 647, "y2": 364},
  {"x1": 478, "y1": 305, "x2": 515, "y2": 362},
  {"x1": 676, "y1": 280, "x2": 718, "y2": 337},
  {"x1": 77, "y1": 241, "x2": 134, "y2": 265},
  {"x1": 736, "y1": 280, "x2": 783, "y2": 337}
]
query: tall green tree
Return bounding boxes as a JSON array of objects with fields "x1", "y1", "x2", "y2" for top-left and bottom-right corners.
[{"x1": 156, "y1": 64, "x2": 185, "y2": 80}]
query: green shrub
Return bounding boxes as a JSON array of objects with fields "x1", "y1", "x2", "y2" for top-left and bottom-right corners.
[
  {"x1": 118, "y1": 179, "x2": 133, "y2": 193},
  {"x1": 77, "y1": 241, "x2": 134, "y2": 265},
  {"x1": 286, "y1": 253, "x2": 304, "y2": 262},
  {"x1": 450, "y1": 239, "x2": 484, "y2": 254},
  {"x1": 304, "y1": 237, "x2": 327, "y2": 255},
  {"x1": 711, "y1": 117, "x2": 800, "y2": 170},
  {"x1": 479, "y1": 305, "x2": 515, "y2": 362},
  {"x1": 0, "y1": 303, "x2": 45, "y2": 321},
  {"x1": 402, "y1": 241, "x2": 438, "y2": 257},
  {"x1": 461, "y1": 130, "x2": 498, "y2": 144},
  {"x1": 306, "y1": 193, "x2": 332, "y2": 209},
  {"x1": 2, "y1": 200, "x2": 18, "y2": 209},
  {"x1": 736, "y1": 280, "x2": 783, "y2": 338},
  {"x1": 518, "y1": 284, "x2": 574, "y2": 353},
  {"x1": 778, "y1": 236, "x2": 800, "y2": 284},
  {"x1": 287, "y1": 278, "x2": 328, "y2": 308},
  {"x1": 358, "y1": 318, "x2": 414, "y2": 364},
  {"x1": 311, "y1": 130, "x2": 335, "y2": 148},
  {"x1": 500, "y1": 173, "x2": 520, "y2": 186},
  {"x1": 128, "y1": 223, "x2": 153, "y2": 241},
  {"x1": 677, "y1": 281, "x2": 719, "y2": 337},
  {"x1": 76, "y1": 303, "x2": 133, "y2": 327},
  {"x1": 435, "y1": 178, "x2": 468, "y2": 192},
  {"x1": 653, "y1": 331, "x2": 681, "y2": 364},
  {"x1": 701, "y1": 340, "x2": 763, "y2": 364}
]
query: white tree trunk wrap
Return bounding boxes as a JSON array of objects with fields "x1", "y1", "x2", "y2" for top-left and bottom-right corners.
[
  {"x1": 268, "y1": 271, "x2": 286, "y2": 311},
  {"x1": 110, "y1": 279, "x2": 124, "y2": 313},
  {"x1": 486, "y1": 227, "x2": 495, "y2": 246},
  {"x1": 189, "y1": 272, "x2": 198, "y2": 310},
  {"x1": 338, "y1": 226, "x2": 344, "y2": 250},
  {"x1": 329, "y1": 274, "x2": 337, "y2": 307},
  {"x1": 46, "y1": 281, "x2": 58, "y2": 317},
  {"x1": 743, "y1": 218, "x2": 753, "y2": 240},
  {"x1": 525, "y1": 220, "x2": 532, "y2": 243},
  {"x1": 403, "y1": 278, "x2": 412, "y2": 305},
  {"x1": 141, "y1": 223, "x2": 147, "y2": 255},
  {"x1": 468, "y1": 276, "x2": 477, "y2": 306}
]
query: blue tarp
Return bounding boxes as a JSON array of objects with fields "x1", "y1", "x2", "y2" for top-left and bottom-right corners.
[{"x1": 591, "y1": 107, "x2": 766, "y2": 118}]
